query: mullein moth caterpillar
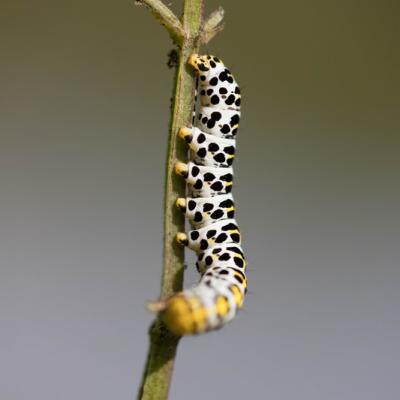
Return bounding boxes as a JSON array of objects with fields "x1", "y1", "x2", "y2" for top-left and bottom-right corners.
[{"x1": 152, "y1": 55, "x2": 247, "y2": 335}]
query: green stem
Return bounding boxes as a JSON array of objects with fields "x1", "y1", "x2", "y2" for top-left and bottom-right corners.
[
  {"x1": 136, "y1": 1, "x2": 204, "y2": 399},
  {"x1": 161, "y1": 0, "x2": 204, "y2": 299},
  {"x1": 134, "y1": 0, "x2": 185, "y2": 44}
]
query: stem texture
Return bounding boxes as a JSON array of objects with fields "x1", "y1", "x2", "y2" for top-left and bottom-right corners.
[{"x1": 137, "y1": 1, "x2": 205, "y2": 399}]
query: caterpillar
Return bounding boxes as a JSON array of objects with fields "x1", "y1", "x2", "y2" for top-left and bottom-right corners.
[{"x1": 152, "y1": 54, "x2": 247, "y2": 335}]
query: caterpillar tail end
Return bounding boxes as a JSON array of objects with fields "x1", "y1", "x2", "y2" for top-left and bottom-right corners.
[
  {"x1": 147, "y1": 299, "x2": 187, "y2": 336},
  {"x1": 162, "y1": 296, "x2": 200, "y2": 336},
  {"x1": 176, "y1": 232, "x2": 189, "y2": 246},
  {"x1": 176, "y1": 198, "x2": 186, "y2": 212},
  {"x1": 174, "y1": 162, "x2": 188, "y2": 178}
]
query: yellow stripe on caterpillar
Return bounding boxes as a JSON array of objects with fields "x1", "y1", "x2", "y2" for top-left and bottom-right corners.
[
  {"x1": 215, "y1": 295, "x2": 230, "y2": 318},
  {"x1": 162, "y1": 296, "x2": 195, "y2": 335}
]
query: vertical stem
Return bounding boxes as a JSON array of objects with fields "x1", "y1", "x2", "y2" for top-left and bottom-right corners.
[
  {"x1": 162, "y1": 0, "x2": 204, "y2": 298},
  {"x1": 137, "y1": 1, "x2": 204, "y2": 399}
]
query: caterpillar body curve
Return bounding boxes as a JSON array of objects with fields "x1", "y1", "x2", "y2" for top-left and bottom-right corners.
[{"x1": 154, "y1": 55, "x2": 247, "y2": 336}]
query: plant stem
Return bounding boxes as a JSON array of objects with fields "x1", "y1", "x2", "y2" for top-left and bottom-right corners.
[
  {"x1": 161, "y1": 0, "x2": 204, "y2": 299},
  {"x1": 201, "y1": 6, "x2": 225, "y2": 44},
  {"x1": 136, "y1": 1, "x2": 204, "y2": 399},
  {"x1": 134, "y1": 0, "x2": 185, "y2": 44}
]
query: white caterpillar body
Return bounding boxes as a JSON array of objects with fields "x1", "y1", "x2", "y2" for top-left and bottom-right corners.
[
  {"x1": 159, "y1": 55, "x2": 247, "y2": 335},
  {"x1": 180, "y1": 126, "x2": 236, "y2": 168},
  {"x1": 177, "y1": 219, "x2": 241, "y2": 253},
  {"x1": 196, "y1": 244, "x2": 246, "y2": 274},
  {"x1": 175, "y1": 161, "x2": 233, "y2": 198},
  {"x1": 176, "y1": 193, "x2": 235, "y2": 228},
  {"x1": 194, "y1": 106, "x2": 240, "y2": 139}
]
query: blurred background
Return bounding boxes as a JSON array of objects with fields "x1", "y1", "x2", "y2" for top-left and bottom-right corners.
[{"x1": 1, "y1": 0, "x2": 399, "y2": 399}]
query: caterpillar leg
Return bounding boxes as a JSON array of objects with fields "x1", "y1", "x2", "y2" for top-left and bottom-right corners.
[
  {"x1": 176, "y1": 198, "x2": 186, "y2": 213},
  {"x1": 176, "y1": 232, "x2": 189, "y2": 246},
  {"x1": 178, "y1": 127, "x2": 193, "y2": 143},
  {"x1": 174, "y1": 162, "x2": 189, "y2": 178}
]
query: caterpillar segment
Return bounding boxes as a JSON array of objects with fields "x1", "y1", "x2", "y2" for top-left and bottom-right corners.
[
  {"x1": 175, "y1": 193, "x2": 235, "y2": 229},
  {"x1": 153, "y1": 54, "x2": 247, "y2": 335},
  {"x1": 174, "y1": 161, "x2": 234, "y2": 198},
  {"x1": 194, "y1": 106, "x2": 240, "y2": 139},
  {"x1": 196, "y1": 244, "x2": 246, "y2": 274},
  {"x1": 179, "y1": 126, "x2": 236, "y2": 168},
  {"x1": 177, "y1": 219, "x2": 241, "y2": 253}
]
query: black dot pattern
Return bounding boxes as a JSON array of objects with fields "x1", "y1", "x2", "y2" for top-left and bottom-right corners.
[{"x1": 163, "y1": 54, "x2": 247, "y2": 336}]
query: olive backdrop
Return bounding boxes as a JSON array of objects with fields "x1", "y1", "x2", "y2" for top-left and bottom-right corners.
[{"x1": 1, "y1": 0, "x2": 399, "y2": 399}]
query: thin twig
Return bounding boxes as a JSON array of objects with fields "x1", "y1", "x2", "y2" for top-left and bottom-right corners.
[
  {"x1": 201, "y1": 6, "x2": 225, "y2": 44},
  {"x1": 135, "y1": 0, "x2": 185, "y2": 44},
  {"x1": 135, "y1": 0, "x2": 223, "y2": 398}
]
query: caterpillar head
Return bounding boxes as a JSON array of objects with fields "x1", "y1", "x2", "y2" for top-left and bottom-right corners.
[
  {"x1": 189, "y1": 54, "x2": 225, "y2": 75},
  {"x1": 189, "y1": 54, "x2": 241, "y2": 110}
]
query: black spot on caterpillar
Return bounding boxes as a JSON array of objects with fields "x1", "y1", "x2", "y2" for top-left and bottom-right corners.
[{"x1": 155, "y1": 55, "x2": 247, "y2": 336}]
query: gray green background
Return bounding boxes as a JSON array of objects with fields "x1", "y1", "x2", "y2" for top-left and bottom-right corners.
[{"x1": 1, "y1": 0, "x2": 399, "y2": 399}]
